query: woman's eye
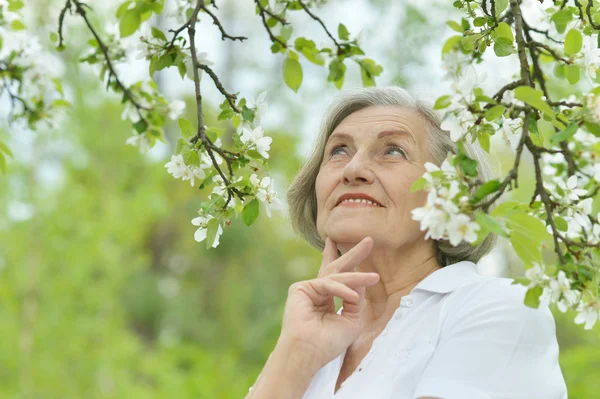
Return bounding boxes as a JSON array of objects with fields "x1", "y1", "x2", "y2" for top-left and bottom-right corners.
[
  {"x1": 385, "y1": 146, "x2": 406, "y2": 157},
  {"x1": 330, "y1": 145, "x2": 346, "y2": 156}
]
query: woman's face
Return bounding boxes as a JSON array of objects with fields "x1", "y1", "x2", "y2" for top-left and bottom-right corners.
[{"x1": 315, "y1": 105, "x2": 437, "y2": 251}]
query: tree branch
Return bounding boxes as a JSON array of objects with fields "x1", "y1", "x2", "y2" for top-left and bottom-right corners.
[
  {"x1": 254, "y1": 0, "x2": 288, "y2": 48},
  {"x1": 197, "y1": 64, "x2": 241, "y2": 113},
  {"x1": 187, "y1": 0, "x2": 244, "y2": 209},
  {"x1": 62, "y1": 0, "x2": 150, "y2": 126},
  {"x1": 200, "y1": 4, "x2": 247, "y2": 42}
]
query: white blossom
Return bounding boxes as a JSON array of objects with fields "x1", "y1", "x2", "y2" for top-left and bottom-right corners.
[
  {"x1": 579, "y1": 34, "x2": 600, "y2": 81},
  {"x1": 167, "y1": 100, "x2": 186, "y2": 120},
  {"x1": 499, "y1": 116, "x2": 522, "y2": 151},
  {"x1": 125, "y1": 134, "x2": 151, "y2": 152},
  {"x1": 574, "y1": 300, "x2": 599, "y2": 330},
  {"x1": 446, "y1": 213, "x2": 480, "y2": 245},
  {"x1": 165, "y1": 154, "x2": 187, "y2": 179},
  {"x1": 240, "y1": 126, "x2": 272, "y2": 159},
  {"x1": 525, "y1": 262, "x2": 551, "y2": 288},
  {"x1": 586, "y1": 93, "x2": 600, "y2": 124},
  {"x1": 253, "y1": 91, "x2": 269, "y2": 123},
  {"x1": 589, "y1": 215, "x2": 600, "y2": 245},
  {"x1": 250, "y1": 174, "x2": 283, "y2": 217},
  {"x1": 440, "y1": 108, "x2": 476, "y2": 142},
  {"x1": 185, "y1": 52, "x2": 214, "y2": 80},
  {"x1": 556, "y1": 175, "x2": 587, "y2": 201},
  {"x1": 548, "y1": 271, "x2": 580, "y2": 313},
  {"x1": 191, "y1": 214, "x2": 223, "y2": 247}
]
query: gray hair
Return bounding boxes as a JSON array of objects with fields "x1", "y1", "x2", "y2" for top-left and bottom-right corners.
[{"x1": 286, "y1": 86, "x2": 496, "y2": 267}]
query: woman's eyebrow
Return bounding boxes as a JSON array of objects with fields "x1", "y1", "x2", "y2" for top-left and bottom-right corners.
[
  {"x1": 327, "y1": 130, "x2": 416, "y2": 145},
  {"x1": 377, "y1": 130, "x2": 416, "y2": 145}
]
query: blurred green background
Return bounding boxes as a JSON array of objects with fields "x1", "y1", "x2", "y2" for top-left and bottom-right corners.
[{"x1": 1, "y1": 1, "x2": 599, "y2": 398}]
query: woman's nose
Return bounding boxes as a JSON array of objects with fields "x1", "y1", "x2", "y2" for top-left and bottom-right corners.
[{"x1": 341, "y1": 152, "x2": 375, "y2": 185}]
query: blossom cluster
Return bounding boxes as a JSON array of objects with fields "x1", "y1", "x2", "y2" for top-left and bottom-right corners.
[
  {"x1": 122, "y1": 80, "x2": 186, "y2": 151},
  {"x1": 411, "y1": 157, "x2": 480, "y2": 246},
  {"x1": 525, "y1": 263, "x2": 599, "y2": 330},
  {"x1": 236, "y1": 92, "x2": 273, "y2": 159},
  {"x1": 249, "y1": 173, "x2": 284, "y2": 218},
  {"x1": 165, "y1": 154, "x2": 212, "y2": 187},
  {"x1": 541, "y1": 129, "x2": 600, "y2": 244},
  {"x1": 0, "y1": 3, "x2": 66, "y2": 127},
  {"x1": 158, "y1": 84, "x2": 281, "y2": 247}
]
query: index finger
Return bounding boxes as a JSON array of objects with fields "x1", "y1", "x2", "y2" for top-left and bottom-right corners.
[
  {"x1": 325, "y1": 237, "x2": 374, "y2": 275},
  {"x1": 320, "y1": 237, "x2": 338, "y2": 270}
]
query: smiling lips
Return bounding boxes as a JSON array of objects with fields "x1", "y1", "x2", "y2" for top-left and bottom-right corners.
[{"x1": 336, "y1": 193, "x2": 383, "y2": 208}]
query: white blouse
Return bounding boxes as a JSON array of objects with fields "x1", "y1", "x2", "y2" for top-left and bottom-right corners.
[{"x1": 295, "y1": 261, "x2": 568, "y2": 399}]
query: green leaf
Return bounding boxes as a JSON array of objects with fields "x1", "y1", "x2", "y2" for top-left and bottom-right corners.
[
  {"x1": 116, "y1": 1, "x2": 133, "y2": 18},
  {"x1": 475, "y1": 211, "x2": 509, "y2": 237},
  {"x1": 178, "y1": 118, "x2": 194, "y2": 139},
  {"x1": 565, "y1": 64, "x2": 580, "y2": 84},
  {"x1": 446, "y1": 20, "x2": 464, "y2": 33},
  {"x1": 242, "y1": 198, "x2": 260, "y2": 226},
  {"x1": 493, "y1": 40, "x2": 515, "y2": 57},
  {"x1": 442, "y1": 35, "x2": 462, "y2": 56},
  {"x1": 506, "y1": 212, "x2": 551, "y2": 266},
  {"x1": 550, "y1": 123, "x2": 578, "y2": 143},
  {"x1": 555, "y1": 216, "x2": 568, "y2": 232},
  {"x1": 491, "y1": 200, "x2": 520, "y2": 218},
  {"x1": 537, "y1": 118, "x2": 555, "y2": 142},
  {"x1": 49, "y1": 31, "x2": 58, "y2": 44},
  {"x1": 433, "y1": 95, "x2": 452, "y2": 110},
  {"x1": 410, "y1": 177, "x2": 427, "y2": 192},
  {"x1": 478, "y1": 130, "x2": 490, "y2": 153},
  {"x1": 280, "y1": 25, "x2": 293, "y2": 41},
  {"x1": 175, "y1": 138, "x2": 187, "y2": 154},
  {"x1": 133, "y1": 120, "x2": 147, "y2": 134},
  {"x1": 0, "y1": 141, "x2": 12, "y2": 158},
  {"x1": 206, "y1": 218, "x2": 220, "y2": 249},
  {"x1": 10, "y1": 20, "x2": 25, "y2": 30},
  {"x1": 359, "y1": 59, "x2": 383, "y2": 87},
  {"x1": 151, "y1": 27, "x2": 167, "y2": 42},
  {"x1": 458, "y1": 155, "x2": 478, "y2": 177},
  {"x1": 8, "y1": 0, "x2": 24, "y2": 11},
  {"x1": 493, "y1": 0, "x2": 509, "y2": 16},
  {"x1": 472, "y1": 180, "x2": 501, "y2": 203},
  {"x1": 524, "y1": 285, "x2": 543, "y2": 308},
  {"x1": 484, "y1": 105, "x2": 505, "y2": 121},
  {"x1": 338, "y1": 23, "x2": 350, "y2": 40},
  {"x1": 283, "y1": 55, "x2": 303, "y2": 92},
  {"x1": 51, "y1": 99, "x2": 71, "y2": 107},
  {"x1": 473, "y1": 17, "x2": 488, "y2": 27},
  {"x1": 492, "y1": 22, "x2": 514, "y2": 42},
  {"x1": 564, "y1": 29, "x2": 583, "y2": 56},
  {"x1": 514, "y1": 86, "x2": 564, "y2": 128},
  {"x1": 550, "y1": 9, "x2": 572, "y2": 33},
  {"x1": 119, "y1": 9, "x2": 141, "y2": 38}
]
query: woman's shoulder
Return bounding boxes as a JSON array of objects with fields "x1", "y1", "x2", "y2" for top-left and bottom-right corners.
[
  {"x1": 442, "y1": 274, "x2": 556, "y2": 336},
  {"x1": 449, "y1": 273, "x2": 540, "y2": 308}
]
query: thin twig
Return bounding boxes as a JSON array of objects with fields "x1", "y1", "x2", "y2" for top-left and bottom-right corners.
[
  {"x1": 587, "y1": 0, "x2": 600, "y2": 30},
  {"x1": 494, "y1": 79, "x2": 525, "y2": 101},
  {"x1": 254, "y1": 0, "x2": 288, "y2": 48},
  {"x1": 65, "y1": 0, "x2": 149, "y2": 125},
  {"x1": 527, "y1": 136, "x2": 566, "y2": 264},
  {"x1": 200, "y1": 4, "x2": 247, "y2": 42},
  {"x1": 530, "y1": 42, "x2": 572, "y2": 64},
  {"x1": 187, "y1": 0, "x2": 243, "y2": 208},
  {"x1": 197, "y1": 64, "x2": 241, "y2": 113},
  {"x1": 296, "y1": 0, "x2": 341, "y2": 49}
]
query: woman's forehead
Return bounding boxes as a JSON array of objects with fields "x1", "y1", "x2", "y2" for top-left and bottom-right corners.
[{"x1": 330, "y1": 106, "x2": 426, "y2": 142}]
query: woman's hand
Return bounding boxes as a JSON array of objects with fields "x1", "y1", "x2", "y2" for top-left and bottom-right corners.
[{"x1": 278, "y1": 236, "x2": 380, "y2": 371}]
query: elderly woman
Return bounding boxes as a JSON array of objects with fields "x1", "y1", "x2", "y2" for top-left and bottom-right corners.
[{"x1": 246, "y1": 87, "x2": 567, "y2": 399}]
